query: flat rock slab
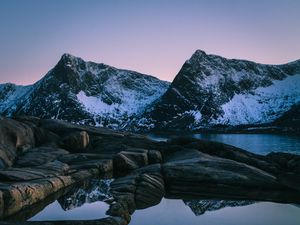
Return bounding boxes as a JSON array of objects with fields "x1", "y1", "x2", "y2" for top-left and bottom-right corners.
[{"x1": 15, "y1": 147, "x2": 69, "y2": 167}]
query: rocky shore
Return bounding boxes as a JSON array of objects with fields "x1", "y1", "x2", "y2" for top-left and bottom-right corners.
[{"x1": 0, "y1": 116, "x2": 300, "y2": 225}]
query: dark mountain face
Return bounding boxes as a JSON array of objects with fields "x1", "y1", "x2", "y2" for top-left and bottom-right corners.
[
  {"x1": 134, "y1": 50, "x2": 300, "y2": 131},
  {"x1": 0, "y1": 54, "x2": 169, "y2": 129}
]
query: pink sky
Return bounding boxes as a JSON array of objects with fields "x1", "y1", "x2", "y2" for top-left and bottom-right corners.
[{"x1": 1, "y1": 0, "x2": 300, "y2": 85}]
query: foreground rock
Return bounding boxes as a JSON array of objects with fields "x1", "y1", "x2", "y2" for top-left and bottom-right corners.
[{"x1": 0, "y1": 116, "x2": 300, "y2": 225}]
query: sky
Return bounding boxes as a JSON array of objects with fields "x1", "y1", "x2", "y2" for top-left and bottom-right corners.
[{"x1": 0, "y1": 0, "x2": 300, "y2": 85}]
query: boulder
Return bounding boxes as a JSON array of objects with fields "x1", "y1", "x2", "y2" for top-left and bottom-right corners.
[
  {"x1": 135, "y1": 173, "x2": 164, "y2": 209},
  {"x1": 163, "y1": 149, "x2": 286, "y2": 200},
  {"x1": 171, "y1": 137, "x2": 279, "y2": 174},
  {"x1": 0, "y1": 117, "x2": 35, "y2": 150},
  {"x1": 148, "y1": 150, "x2": 163, "y2": 164},
  {"x1": 0, "y1": 117, "x2": 35, "y2": 168},
  {"x1": 113, "y1": 151, "x2": 148, "y2": 172},
  {"x1": 0, "y1": 144, "x2": 16, "y2": 169}
]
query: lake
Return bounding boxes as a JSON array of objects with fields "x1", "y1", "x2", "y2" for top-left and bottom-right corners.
[
  {"x1": 148, "y1": 133, "x2": 300, "y2": 155},
  {"x1": 25, "y1": 133, "x2": 300, "y2": 224}
]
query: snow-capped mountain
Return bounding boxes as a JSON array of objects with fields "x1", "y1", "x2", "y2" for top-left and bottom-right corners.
[
  {"x1": 134, "y1": 50, "x2": 300, "y2": 131},
  {"x1": 0, "y1": 54, "x2": 169, "y2": 129},
  {"x1": 0, "y1": 83, "x2": 33, "y2": 115},
  {"x1": 1, "y1": 51, "x2": 299, "y2": 131}
]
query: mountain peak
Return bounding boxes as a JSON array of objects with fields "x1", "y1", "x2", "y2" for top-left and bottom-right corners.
[
  {"x1": 61, "y1": 53, "x2": 80, "y2": 60},
  {"x1": 191, "y1": 49, "x2": 207, "y2": 59},
  {"x1": 60, "y1": 53, "x2": 84, "y2": 62},
  {"x1": 186, "y1": 50, "x2": 209, "y2": 65},
  {"x1": 57, "y1": 53, "x2": 86, "y2": 69}
]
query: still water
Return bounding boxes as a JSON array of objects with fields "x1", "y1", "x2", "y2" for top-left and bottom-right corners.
[
  {"x1": 148, "y1": 133, "x2": 300, "y2": 155},
  {"x1": 131, "y1": 199, "x2": 300, "y2": 225}
]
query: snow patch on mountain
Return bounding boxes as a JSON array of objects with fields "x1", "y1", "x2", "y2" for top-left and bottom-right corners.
[
  {"x1": 214, "y1": 73, "x2": 300, "y2": 125},
  {"x1": 0, "y1": 83, "x2": 33, "y2": 115}
]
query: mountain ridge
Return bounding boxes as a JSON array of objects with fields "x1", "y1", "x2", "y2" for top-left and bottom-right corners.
[
  {"x1": 0, "y1": 51, "x2": 299, "y2": 132},
  {"x1": 131, "y1": 50, "x2": 300, "y2": 131}
]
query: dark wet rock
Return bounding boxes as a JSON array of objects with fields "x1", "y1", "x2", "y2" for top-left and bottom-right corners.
[
  {"x1": 106, "y1": 202, "x2": 131, "y2": 223},
  {"x1": 61, "y1": 153, "x2": 113, "y2": 173},
  {"x1": 184, "y1": 199, "x2": 255, "y2": 215},
  {"x1": 0, "y1": 160, "x2": 69, "y2": 181},
  {"x1": 62, "y1": 131, "x2": 89, "y2": 152},
  {"x1": 266, "y1": 152, "x2": 300, "y2": 172},
  {"x1": 0, "y1": 191, "x2": 3, "y2": 217},
  {"x1": 170, "y1": 137, "x2": 279, "y2": 174},
  {"x1": 148, "y1": 150, "x2": 163, "y2": 164},
  {"x1": 163, "y1": 149, "x2": 286, "y2": 199},
  {"x1": 133, "y1": 163, "x2": 162, "y2": 175},
  {"x1": 0, "y1": 144, "x2": 15, "y2": 169},
  {"x1": 111, "y1": 175, "x2": 137, "y2": 194},
  {"x1": 135, "y1": 173, "x2": 165, "y2": 209},
  {"x1": 0, "y1": 168, "x2": 99, "y2": 219},
  {"x1": 0, "y1": 117, "x2": 35, "y2": 168},
  {"x1": 113, "y1": 151, "x2": 148, "y2": 171},
  {"x1": 15, "y1": 147, "x2": 69, "y2": 167},
  {"x1": 0, "y1": 117, "x2": 35, "y2": 151}
]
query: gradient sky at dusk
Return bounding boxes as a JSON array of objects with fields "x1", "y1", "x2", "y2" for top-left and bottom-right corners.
[{"x1": 0, "y1": 0, "x2": 300, "y2": 84}]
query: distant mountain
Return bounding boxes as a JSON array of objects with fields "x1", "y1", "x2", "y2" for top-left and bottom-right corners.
[
  {"x1": 0, "y1": 54, "x2": 169, "y2": 129},
  {"x1": 133, "y1": 50, "x2": 300, "y2": 131}
]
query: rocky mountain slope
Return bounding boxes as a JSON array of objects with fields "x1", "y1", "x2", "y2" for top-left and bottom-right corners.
[
  {"x1": 0, "y1": 54, "x2": 169, "y2": 129},
  {"x1": 133, "y1": 50, "x2": 300, "y2": 131}
]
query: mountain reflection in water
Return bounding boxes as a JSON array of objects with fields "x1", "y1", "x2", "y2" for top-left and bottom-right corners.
[{"x1": 26, "y1": 178, "x2": 300, "y2": 225}]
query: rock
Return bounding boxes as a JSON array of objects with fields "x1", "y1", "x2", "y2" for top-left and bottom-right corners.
[
  {"x1": 62, "y1": 131, "x2": 90, "y2": 152},
  {"x1": 0, "y1": 117, "x2": 35, "y2": 168},
  {"x1": 0, "y1": 117, "x2": 35, "y2": 151},
  {"x1": 135, "y1": 173, "x2": 164, "y2": 209},
  {"x1": 171, "y1": 137, "x2": 279, "y2": 174},
  {"x1": 0, "y1": 160, "x2": 69, "y2": 181},
  {"x1": 163, "y1": 149, "x2": 286, "y2": 200},
  {"x1": 113, "y1": 151, "x2": 148, "y2": 172},
  {"x1": 15, "y1": 147, "x2": 69, "y2": 167},
  {"x1": 0, "y1": 168, "x2": 99, "y2": 219},
  {"x1": 133, "y1": 163, "x2": 162, "y2": 175},
  {"x1": 111, "y1": 175, "x2": 137, "y2": 194},
  {"x1": 106, "y1": 202, "x2": 131, "y2": 223},
  {"x1": 0, "y1": 191, "x2": 3, "y2": 217},
  {"x1": 266, "y1": 152, "x2": 300, "y2": 172},
  {"x1": 0, "y1": 144, "x2": 16, "y2": 169},
  {"x1": 148, "y1": 150, "x2": 163, "y2": 164}
]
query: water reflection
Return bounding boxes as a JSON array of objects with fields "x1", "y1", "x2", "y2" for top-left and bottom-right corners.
[
  {"x1": 29, "y1": 200, "x2": 109, "y2": 221},
  {"x1": 58, "y1": 179, "x2": 113, "y2": 210},
  {"x1": 130, "y1": 199, "x2": 300, "y2": 225},
  {"x1": 26, "y1": 177, "x2": 300, "y2": 225},
  {"x1": 184, "y1": 199, "x2": 255, "y2": 215},
  {"x1": 29, "y1": 178, "x2": 113, "y2": 221}
]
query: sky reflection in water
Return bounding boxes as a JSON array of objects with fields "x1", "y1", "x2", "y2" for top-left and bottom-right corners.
[{"x1": 131, "y1": 199, "x2": 300, "y2": 225}]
